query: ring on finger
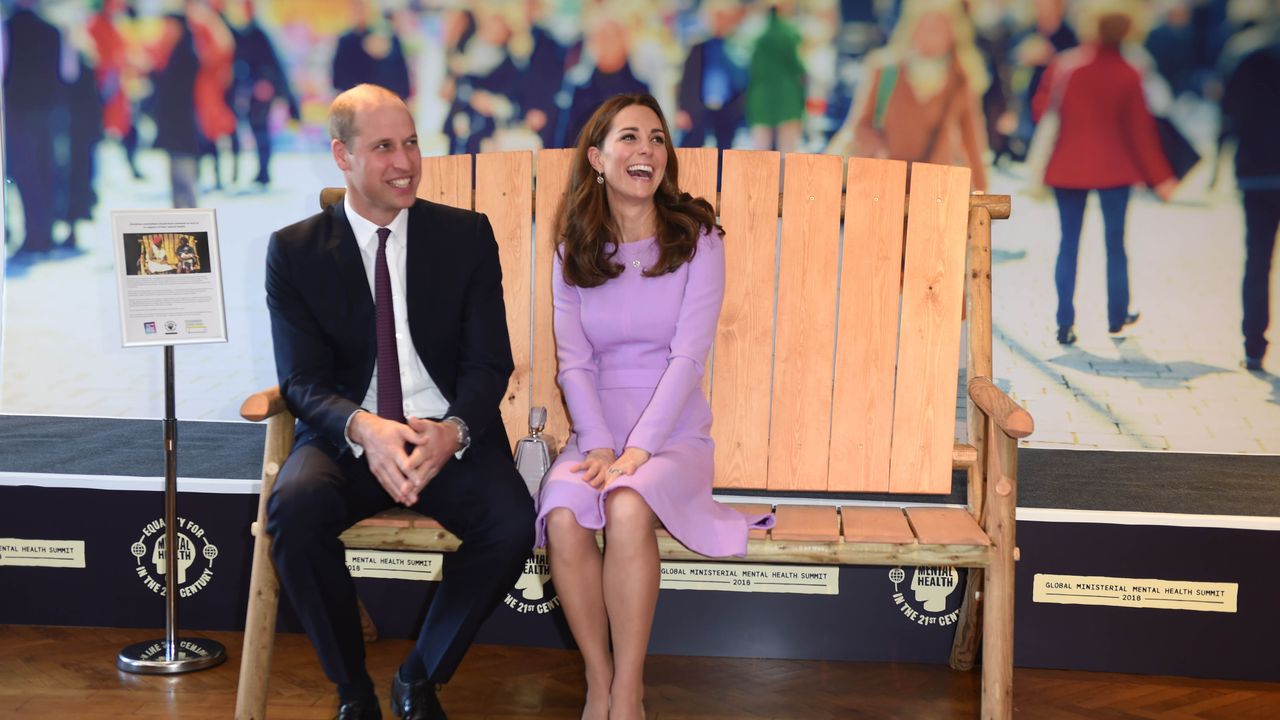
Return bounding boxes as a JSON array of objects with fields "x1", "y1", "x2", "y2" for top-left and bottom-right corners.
[{"x1": 608, "y1": 468, "x2": 623, "y2": 475}]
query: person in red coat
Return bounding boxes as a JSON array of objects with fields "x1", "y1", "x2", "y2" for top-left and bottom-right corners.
[
  {"x1": 188, "y1": 0, "x2": 237, "y2": 190},
  {"x1": 1033, "y1": 8, "x2": 1176, "y2": 344},
  {"x1": 88, "y1": 0, "x2": 144, "y2": 180}
]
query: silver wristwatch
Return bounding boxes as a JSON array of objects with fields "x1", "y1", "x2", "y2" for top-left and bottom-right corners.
[{"x1": 442, "y1": 416, "x2": 471, "y2": 452}]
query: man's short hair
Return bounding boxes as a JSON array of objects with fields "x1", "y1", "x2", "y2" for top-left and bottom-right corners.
[{"x1": 329, "y1": 84, "x2": 409, "y2": 147}]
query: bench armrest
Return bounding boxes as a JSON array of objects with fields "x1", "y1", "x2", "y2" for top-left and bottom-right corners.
[
  {"x1": 240, "y1": 386, "x2": 291, "y2": 422},
  {"x1": 967, "y1": 377, "x2": 1034, "y2": 439}
]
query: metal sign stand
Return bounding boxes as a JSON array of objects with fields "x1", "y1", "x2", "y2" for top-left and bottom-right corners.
[{"x1": 117, "y1": 345, "x2": 227, "y2": 674}]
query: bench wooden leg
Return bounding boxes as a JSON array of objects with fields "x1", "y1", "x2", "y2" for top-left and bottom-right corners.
[
  {"x1": 236, "y1": 413, "x2": 293, "y2": 720},
  {"x1": 980, "y1": 428, "x2": 1017, "y2": 720},
  {"x1": 235, "y1": 520, "x2": 279, "y2": 720},
  {"x1": 981, "y1": 552, "x2": 1012, "y2": 719},
  {"x1": 358, "y1": 596, "x2": 378, "y2": 643},
  {"x1": 949, "y1": 568, "x2": 983, "y2": 671}
]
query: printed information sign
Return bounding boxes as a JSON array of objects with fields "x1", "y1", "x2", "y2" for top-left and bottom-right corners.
[
  {"x1": 1033, "y1": 573, "x2": 1238, "y2": 613},
  {"x1": 346, "y1": 550, "x2": 444, "y2": 581},
  {"x1": 111, "y1": 208, "x2": 228, "y2": 347},
  {"x1": 0, "y1": 538, "x2": 86, "y2": 568},
  {"x1": 659, "y1": 562, "x2": 839, "y2": 595}
]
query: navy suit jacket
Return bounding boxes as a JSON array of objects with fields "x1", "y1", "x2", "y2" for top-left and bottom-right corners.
[{"x1": 266, "y1": 198, "x2": 514, "y2": 457}]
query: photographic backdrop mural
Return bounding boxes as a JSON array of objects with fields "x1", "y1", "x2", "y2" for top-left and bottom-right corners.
[{"x1": 2, "y1": 0, "x2": 1278, "y2": 458}]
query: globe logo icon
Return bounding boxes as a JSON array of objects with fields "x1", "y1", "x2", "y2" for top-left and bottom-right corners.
[{"x1": 889, "y1": 567, "x2": 906, "y2": 589}]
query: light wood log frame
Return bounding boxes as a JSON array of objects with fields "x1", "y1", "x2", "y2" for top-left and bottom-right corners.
[
  {"x1": 235, "y1": 154, "x2": 1024, "y2": 720},
  {"x1": 234, "y1": 404, "x2": 291, "y2": 720},
  {"x1": 953, "y1": 206, "x2": 993, "y2": 672},
  {"x1": 965, "y1": 206, "x2": 995, "y2": 521}
]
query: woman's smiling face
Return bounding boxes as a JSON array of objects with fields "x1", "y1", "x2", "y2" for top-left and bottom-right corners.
[{"x1": 588, "y1": 103, "x2": 670, "y2": 206}]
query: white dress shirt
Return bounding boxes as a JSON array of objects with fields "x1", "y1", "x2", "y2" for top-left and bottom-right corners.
[{"x1": 344, "y1": 198, "x2": 453, "y2": 457}]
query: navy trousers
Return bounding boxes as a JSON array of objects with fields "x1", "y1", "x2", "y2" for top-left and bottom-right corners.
[
  {"x1": 1242, "y1": 189, "x2": 1280, "y2": 360},
  {"x1": 1052, "y1": 186, "x2": 1133, "y2": 330},
  {"x1": 680, "y1": 103, "x2": 745, "y2": 150},
  {"x1": 5, "y1": 109, "x2": 57, "y2": 253},
  {"x1": 267, "y1": 429, "x2": 535, "y2": 699}
]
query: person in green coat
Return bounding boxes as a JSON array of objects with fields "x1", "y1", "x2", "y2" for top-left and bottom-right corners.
[{"x1": 746, "y1": 5, "x2": 806, "y2": 151}]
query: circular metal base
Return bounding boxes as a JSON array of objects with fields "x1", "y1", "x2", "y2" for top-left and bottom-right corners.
[{"x1": 117, "y1": 637, "x2": 227, "y2": 675}]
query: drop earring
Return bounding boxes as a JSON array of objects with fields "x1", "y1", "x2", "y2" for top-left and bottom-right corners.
[{"x1": 596, "y1": 172, "x2": 604, "y2": 185}]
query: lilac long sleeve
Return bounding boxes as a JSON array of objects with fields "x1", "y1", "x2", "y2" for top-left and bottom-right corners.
[
  {"x1": 552, "y1": 251, "x2": 615, "y2": 454},
  {"x1": 625, "y1": 232, "x2": 724, "y2": 453}
]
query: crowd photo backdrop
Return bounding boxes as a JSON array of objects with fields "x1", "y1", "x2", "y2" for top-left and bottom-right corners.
[{"x1": 2, "y1": 0, "x2": 1278, "y2": 469}]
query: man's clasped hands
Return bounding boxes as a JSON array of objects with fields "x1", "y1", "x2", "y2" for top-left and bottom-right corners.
[{"x1": 349, "y1": 412, "x2": 462, "y2": 506}]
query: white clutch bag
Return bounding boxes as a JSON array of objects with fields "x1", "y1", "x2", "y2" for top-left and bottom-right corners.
[{"x1": 513, "y1": 406, "x2": 555, "y2": 497}]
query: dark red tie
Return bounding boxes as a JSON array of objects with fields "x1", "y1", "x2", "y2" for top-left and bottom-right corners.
[{"x1": 374, "y1": 227, "x2": 404, "y2": 423}]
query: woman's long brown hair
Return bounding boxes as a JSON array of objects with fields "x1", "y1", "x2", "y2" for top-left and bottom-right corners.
[{"x1": 555, "y1": 93, "x2": 722, "y2": 288}]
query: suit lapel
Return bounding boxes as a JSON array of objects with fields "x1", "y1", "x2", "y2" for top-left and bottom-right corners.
[
  {"x1": 405, "y1": 200, "x2": 443, "y2": 326},
  {"x1": 405, "y1": 200, "x2": 452, "y2": 399},
  {"x1": 329, "y1": 201, "x2": 374, "y2": 310},
  {"x1": 328, "y1": 202, "x2": 376, "y2": 383}
]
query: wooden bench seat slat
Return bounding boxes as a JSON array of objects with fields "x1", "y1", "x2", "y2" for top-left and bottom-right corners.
[
  {"x1": 905, "y1": 507, "x2": 990, "y2": 547},
  {"x1": 726, "y1": 503, "x2": 775, "y2": 540},
  {"x1": 353, "y1": 509, "x2": 444, "y2": 530},
  {"x1": 841, "y1": 507, "x2": 916, "y2": 544},
  {"x1": 340, "y1": 525, "x2": 461, "y2": 553},
  {"x1": 770, "y1": 505, "x2": 840, "y2": 542},
  {"x1": 356, "y1": 508, "x2": 424, "y2": 528}
]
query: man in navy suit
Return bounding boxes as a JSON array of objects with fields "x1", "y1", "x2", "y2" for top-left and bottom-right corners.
[{"x1": 265, "y1": 83, "x2": 534, "y2": 720}]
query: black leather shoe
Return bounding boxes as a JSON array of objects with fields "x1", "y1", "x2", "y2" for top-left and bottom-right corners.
[
  {"x1": 336, "y1": 699, "x2": 382, "y2": 720},
  {"x1": 1108, "y1": 312, "x2": 1140, "y2": 334},
  {"x1": 391, "y1": 672, "x2": 446, "y2": 720}
]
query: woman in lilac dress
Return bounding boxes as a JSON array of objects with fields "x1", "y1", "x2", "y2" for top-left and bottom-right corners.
[{"x1": 535, "y1": 93, "x2": 772, "y2": 720}]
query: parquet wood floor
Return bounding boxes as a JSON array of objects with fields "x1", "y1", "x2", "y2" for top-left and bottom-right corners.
[{"x1": 0, "y1": 625, "x2": 1276, "y2": 718}]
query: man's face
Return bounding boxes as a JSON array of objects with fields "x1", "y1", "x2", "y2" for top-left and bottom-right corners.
[{"x1": 332, "y1": 99, "x2": 421, "y2": 227}]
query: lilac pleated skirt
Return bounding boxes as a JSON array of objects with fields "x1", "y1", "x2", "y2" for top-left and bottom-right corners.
[{"x1": 533, "y1": 386, "x2": 774, "y2": 558}]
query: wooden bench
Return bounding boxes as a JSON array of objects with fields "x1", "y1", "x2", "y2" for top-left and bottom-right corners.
[{"x1": 235, "y1": 149, "x2": 1029, "y2": 719}]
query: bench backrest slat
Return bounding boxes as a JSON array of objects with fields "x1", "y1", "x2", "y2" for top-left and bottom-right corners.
[
  {"x1": 711, "y1": 150, "x2": 782, "y2": 490},
  {"x1": 767, "y1": 152, "x2": 843, "y2": 491},
  {"x1": 829, "y1": 158, "x2": 908, "y2": 491},
  {"x1": 532, "y1": 149, "x2": 575, "y2": 446},
  {"x1": 476, "y1": 152, "x2": 534, "y2": 447},
  {"x1": 887, "y1": 163, "x2": 971, "y2": 493},
  {"x1": 676, "y1": 147, "x2": 720, "y2": 399},
  {"x1": 670, "y1": 146, "x2": 721, "y2": 397},
  {"x1": 678, "y1": 147, "x2": 720, "y2": 215},
  {"x1": 419, "y1": 154, "x2": 471, "y2": 209}
]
